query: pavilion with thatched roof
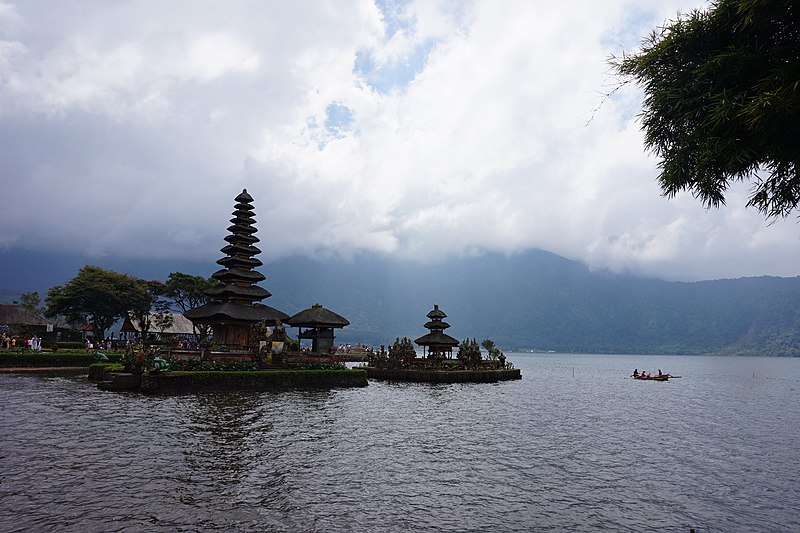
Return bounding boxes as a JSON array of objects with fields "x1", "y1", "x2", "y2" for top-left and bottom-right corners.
[
  {"x1": 120, "y1": 312, "x2": 199, "y2": 340},
  {"x1": 0, "y1": 304, "x2": 49, "y2": 328},
  {"x1": 414, "y1": 304, "x2": 460, "y2": 358},
  {"x1": 0, "y1": 303, "x2": 49, "y2": 339},
  {"x1": 184, "y1": 189, "x2": 288, "y2": 348},
  {"x1": 286, "y1": 303, "x2": 350, "y2": 354}
]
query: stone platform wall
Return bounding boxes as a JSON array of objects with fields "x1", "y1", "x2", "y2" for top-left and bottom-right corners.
[{"x1": 366, "y1": 367, "x2": 521, "y2": 383}]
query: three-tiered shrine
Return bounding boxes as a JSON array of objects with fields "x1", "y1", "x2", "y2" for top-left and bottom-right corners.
[{"x1": 414, "y1": 304, "x2": 460, "y2": 358}]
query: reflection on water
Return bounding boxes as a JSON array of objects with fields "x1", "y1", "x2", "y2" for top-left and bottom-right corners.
[{"x1": 1, "y1": 354, "x2": 799, "y2": 532}]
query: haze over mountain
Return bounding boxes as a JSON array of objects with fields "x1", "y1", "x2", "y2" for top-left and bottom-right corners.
[{"x1": 2, "y1": 248, "x2": 798, "y2": 356}]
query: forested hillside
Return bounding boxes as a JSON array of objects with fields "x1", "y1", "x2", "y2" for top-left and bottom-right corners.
[
  {"x1": 264, "y1": 251, "x2": 800, "y2": 356},
  {"x1": 3, "y1": 249, "x2": 799, "y2": 355}
]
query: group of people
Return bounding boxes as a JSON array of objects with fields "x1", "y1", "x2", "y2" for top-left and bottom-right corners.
[
  {"x1": 85, "y1": 337, "x2": 134, "y2": 352},
  {"x1": 0, "y1": 333, "x2": 42, "y2": 351},
  {"x1": 1, "y1": 333, "x2": 16, "y2": 350},
  {"x1": 632, "y1": 368, "x2": 664, "y2": 378}
]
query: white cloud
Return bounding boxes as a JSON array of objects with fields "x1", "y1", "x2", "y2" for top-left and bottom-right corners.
[
  {"x1": 0, "y1": 0, "x2": 797, "y2": 282},
  {"x1": 185, "y1": 33, "x2": 260, "y2": 82}
]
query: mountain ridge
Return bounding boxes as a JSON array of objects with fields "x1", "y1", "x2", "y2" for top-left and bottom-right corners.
[{"x1": 2, "y1": 249, "x2": 798, "y2": 355}]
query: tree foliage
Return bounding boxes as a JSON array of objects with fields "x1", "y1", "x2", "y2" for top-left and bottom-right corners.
[
  {"x1": 614, "y1": 0, "x2": 800, "y2": 218},
  {"x1": 163, "y1": 272, "x2": 215, "y2": 313},
  {"x1": 481, "y1": 338, "x2": 503, "y2": 361},
  {"x1": 163, "y1": 272, "x2": 215, "y2": 339},
  {"x1": 18, "y1": 291, "x2": 43, "y2": 316},
  {"x1": 44, "y1": 266, "x2": 151, "y2": 339},
  {"x1": 129, "y1": 280, "x2": 172, "y2": 340}
]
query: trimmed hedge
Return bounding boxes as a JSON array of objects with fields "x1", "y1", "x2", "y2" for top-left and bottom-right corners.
[
  {"x1": 55, "y1": 342, "x2": 87, "y2": 350},
  {"x1": 0, "y1": 352, "x2": 95, "y2": 368},
  {"x1": 88, "y1": 363, "x2": 125, "y2": 382},
  {"x1": 139, "y1": 369, "x2": 368, "y2": 394}
]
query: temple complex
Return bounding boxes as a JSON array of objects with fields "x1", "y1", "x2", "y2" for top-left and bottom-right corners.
[
  {"x1": 414, "y1": 304, "x2": 460, "y2": 358},
  {"x1": 184, "y1": 189, "x2": 288, "y2": 348}
]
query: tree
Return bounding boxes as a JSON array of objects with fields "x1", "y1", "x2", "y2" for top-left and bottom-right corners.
[
  {"x1": 19, "y1": 291, "x2": 44, "y2": 316},
  {"x1": 163, "y1": 272, "x2": 215, "y2": 313},
  {"x1": 613, "y1": 0, "x2": 800, "y2": 219},
  {"x1": 163, "y1": 272, "x2": 215, "y2": 339},
  {"x1": 481, "y1": 338, "x2": 496, "y2": 356},
  {"x1": 481, "y1": 338, "x2": 503, "y2": 361},
  {"x1": 44, "y1": 265, "x2": 151, "y2": 339},
  {"x1": 129, "y1": 280, "x2": 171, "y2": 340}
]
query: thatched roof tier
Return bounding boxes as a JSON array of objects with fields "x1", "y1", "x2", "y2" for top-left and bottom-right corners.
[
  {"x1": 205, "y1": 283, "x2": 272, "y2": 300},
  {"x1": 216, "y1": 256, "x2": 263, "y2": 269},
  {"x1": 235, "y1": 190, "x2": 254, "y2": 203},
  {"x1": 414, "y1": 332, "x2": 460, "y2": 347},
  {"x1": 423, "y1": 320, "x2": 451, "y2": 330},
  {"x1": 184, "y1": 302, "x2": 288, "y2": 323},
  {"x1": 230, "y1": 215, "x2": 256, "y2": 226},
  {"x1": 224, "y1": 233, "x2": 259, "y2": 245},
  {"x1": 226, "y1": 223, "x2": 257, "y2": 235},
  {"x1": 0, "y1": 304, "x2": 48, "y2": 326},
  {"x1": 211, "y1": 268, "x2": 266, "y2": 284},
  {"x1": 426, "y1": 304, "x2": 447, "y2": 319},
  {"x1": 286, "y1": 304, "x2": 350, "y2": 329},
  {"x1": 220, "y1": 244, "x2": 261, "y2": 256}
]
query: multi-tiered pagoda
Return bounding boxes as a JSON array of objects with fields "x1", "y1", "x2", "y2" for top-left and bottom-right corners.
[
  {"x1": 185, "y1": 189, "x2": 287, "y2": 348},
  {"x1": 414, "y1": 304, "x2": 459, "y2": 358}
]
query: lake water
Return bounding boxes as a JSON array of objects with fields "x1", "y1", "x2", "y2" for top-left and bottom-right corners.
[{"x1": 1, "y1": 353, "x2": 799, "y2": 532}]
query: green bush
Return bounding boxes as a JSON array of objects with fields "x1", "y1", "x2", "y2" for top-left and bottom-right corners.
[
  {"x1": 168, "y1": 359, "x2": 258, "y2": 371},
  {"x1": 88, "y1": 363, "x2": 124, "y2": 381},
  {"x1": 56, "y1": 342, "x2": 86, "y2": 350},
  {"x1": 294, "y1": 361, "x2": 347, "y2": 370}
]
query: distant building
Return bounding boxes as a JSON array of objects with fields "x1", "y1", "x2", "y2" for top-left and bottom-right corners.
[
  {"x1": 0, "y1": 304, "x2": 49, "y2": 338},
  {"x1": 119, "y1": 312, "x2": 198, "y2": 340}
]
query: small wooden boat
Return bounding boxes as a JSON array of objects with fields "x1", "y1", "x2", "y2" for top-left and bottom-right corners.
[{"x1": 633, "y1": 374, "x2": 669, "y2": 381}]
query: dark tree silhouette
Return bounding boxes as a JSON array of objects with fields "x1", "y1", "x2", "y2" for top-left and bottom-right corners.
[{"x1": 614, "y1": 0, "x2": 800, "y2": 219}]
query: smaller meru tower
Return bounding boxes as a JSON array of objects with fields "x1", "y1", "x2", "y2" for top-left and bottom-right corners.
[
  {"x1": 185, "y1": 189, "x2": 288, "y2": 348},
  {"x1": 414, "y1": 304, "x2": 459, "y2": 358}
]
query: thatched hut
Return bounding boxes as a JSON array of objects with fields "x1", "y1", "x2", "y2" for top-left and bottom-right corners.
[{"x1": 286, "y1": 304, "x2": 350, "y2": 354}]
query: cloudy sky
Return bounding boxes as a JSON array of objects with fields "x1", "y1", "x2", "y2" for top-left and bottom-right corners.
[{"x1": 1, "y1": 0, "x2": 798, "y2": 282}]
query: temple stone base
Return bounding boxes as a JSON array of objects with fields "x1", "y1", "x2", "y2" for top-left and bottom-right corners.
[
  {"x1": 366, "y1": 367, "x2": 521, "y2": 383},
  {"x1": 97, "y1": 372, "x2": 142, "y2": 391}
]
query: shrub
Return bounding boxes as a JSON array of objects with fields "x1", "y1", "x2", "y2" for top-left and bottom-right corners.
[
  {"x1": 294, "y1": 361, "x2": 347, "y2": 370},
  {"x1": 168, "y1": 359, "x2": 258, "y2": 371},
  {"x1": 56, "y1": 342, "x2": 86, "y2": 350},
  {"x1": 88, "y1": 363, "x2": 124, "y2": 381}
]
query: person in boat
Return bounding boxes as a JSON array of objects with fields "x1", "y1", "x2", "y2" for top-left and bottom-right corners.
[
  {"x1": 657, "y1": 369, "x2": 663, "y2": 376},
  {"x1": 646, "y1": 372, "x2": 652, "y2": 378},
  {"x1": 632, "y1": 369, "x2": 639, "y2": 377}
]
